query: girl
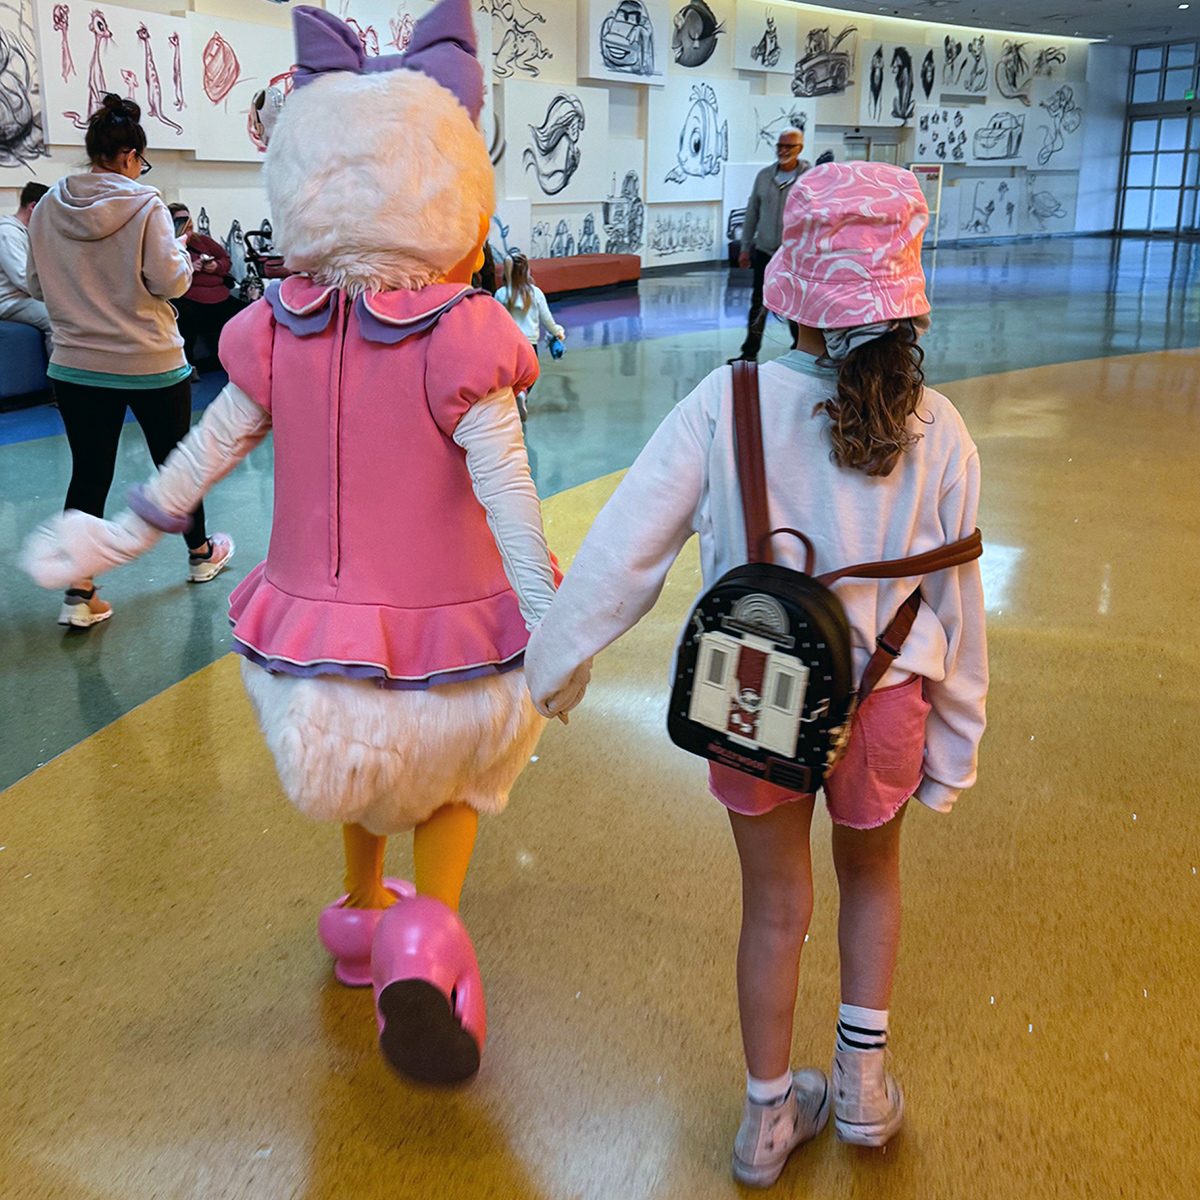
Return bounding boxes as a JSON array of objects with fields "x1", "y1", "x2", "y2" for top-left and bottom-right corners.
[
  {"x1": 27, "y1": 95, "x2": 233, "y2": 629},
  {"x1": 494, "y1": 252, "x2": 564, "y2": 418},
  {"x1": 524, "y1": 162, "x2": 987, "y2": 1186}
]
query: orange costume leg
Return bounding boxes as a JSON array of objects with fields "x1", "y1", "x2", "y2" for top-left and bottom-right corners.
[
  {"x1": 342, "y1": 823, "x2": 399, "y2": 910},
  {"x1": 412, "y1": 802, "x2": 479, "y2": 911}
]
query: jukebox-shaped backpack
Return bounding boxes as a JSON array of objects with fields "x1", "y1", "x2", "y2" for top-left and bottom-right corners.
[{"x1": 667, "y1": 361, "x2": 982, "y2": 794}]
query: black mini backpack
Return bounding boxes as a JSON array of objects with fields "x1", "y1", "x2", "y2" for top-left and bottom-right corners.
[{"x1": 667, "y1": 361, "x2": 982, "y2": 794}]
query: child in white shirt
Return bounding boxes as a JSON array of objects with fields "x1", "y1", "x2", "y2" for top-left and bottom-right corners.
[
  {"x1": 524, "y1": 162, "x2": 987, "y2": 1186},
  {"x1": 495, "y1": 252, "x2": 564, "y2": 419}
]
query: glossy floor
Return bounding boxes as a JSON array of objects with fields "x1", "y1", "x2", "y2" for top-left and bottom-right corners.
[{"x1": 1, "y1": 237, "x2": 1199, "y2": 1199}]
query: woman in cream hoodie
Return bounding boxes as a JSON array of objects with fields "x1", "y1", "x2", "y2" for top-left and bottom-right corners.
[{"x1": 29, "y1": 94, "x2": 232, "y2": 628}]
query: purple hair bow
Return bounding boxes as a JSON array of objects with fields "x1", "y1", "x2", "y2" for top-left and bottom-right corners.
[{"x1": 291, "y1": 0, "x2": 482, "y2": 121}]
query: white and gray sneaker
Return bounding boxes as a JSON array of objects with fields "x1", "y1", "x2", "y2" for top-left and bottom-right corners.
[
  {"x1": 187, "y1": 532, "x2": 235, "y2": 583},
  {"x1": 832, "y1": 1046, "x2": 904, "y2": 1147},
  {"x1": 731, "y1": 1068, "x2": 831, "y2": 1188}
]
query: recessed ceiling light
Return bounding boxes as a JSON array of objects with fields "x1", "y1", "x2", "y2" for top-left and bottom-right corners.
[{"x1": 1181, "y1": 3, "x2": 1191, "y2": 10}]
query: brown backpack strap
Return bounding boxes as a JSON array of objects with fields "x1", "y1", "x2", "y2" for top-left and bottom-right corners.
[
  {"x1": 732, "y1": 360, "x2": 773, "y2": 565},
  {"x1": 815, "y1": 528, "x2": 983, "y2": 586}
]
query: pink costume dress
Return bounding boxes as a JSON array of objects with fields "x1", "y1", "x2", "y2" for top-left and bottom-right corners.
[{"x1": 218, "y1": 275, "x2": 553, "y2": 834}]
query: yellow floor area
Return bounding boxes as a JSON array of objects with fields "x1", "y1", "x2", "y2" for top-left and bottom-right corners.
[{"x1": 2, "y1": 352, "x2": 1198, "y2": 1199}]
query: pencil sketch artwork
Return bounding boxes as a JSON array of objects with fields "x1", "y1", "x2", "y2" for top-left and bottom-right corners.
[
  {"x1": 671, "y1": 0, "x2": 723, "y2": 69},
  {"x1": 168, "y1": 31, "x2": 184, "y2": 110},
  {"x1": 861, "y1": 41, "x2": 917, "y2": 124},
  {"x1": 484, "y1": 0, "x2": 552, "y2": 79},
  {"x1": 600, "y1": 0, "x2": 656, "y2": 76},
  {"x1": 346, "y1": 18, "x2": 379, "y2": 56},
  {"x1": 531, "y1": 215, "x2": 593, "y2": 258},
  {"x1": 942, "y1": 34, "x2": 964, "y2": 88},
  {"x1": 0, "y1": 0, "x2": 48, "y2": 167},
  {"x1": 1023, "y1": 170, "x2": 1077, "y2": 233},
  {"x1": 750, "y1": 9, "x2": 780, "y2": 69},
  {"x1": 754, "y1": 104, "x2": 807, "y2": 152},
  {"x1": 61, "y1": 8, "x2": 112, "y2": 129},
  {"x1": 523, "y1": 91, "x2": 585, "y2": 196},
  {"x1": 388, "y1": 13, "x2": 414, "y2": 52},
  {"x1": 792, "y1": 23, "x2": 856, "y2": 98},
  {"x1": 972, "y1": 110, "x2": 1024, "y2": 161},
  {"x1": 914, "y1": 106, "x2": 968, "y2": 163},
  {"x1": 1036, "y1": 83, "x2": 1082, "y2": 166},
  {"x1": 665, "y1": 82, "x2": 727, "y2": 184},
  {"x1": 961, "y1": 178, "x2": 1017, "y2": 236},
  {"x1": 919, "y1": 47, "x2": 935, "y2": 100},
  {"x1": 994, "y1": 39, "x2": 1034, "y2": 105},
  {"x1": 202, "y1": 31, "x2": 240, "y2": 104},
  {"x1": 648, "y1": 208, "x2": 715, "y2": 256},
  {"x1": 602, "y1": 169, "x2": 644, "y2": 253},
  {"x1": 137, "y1": 22, "x2": 183, "y2": 135},
  {"x1": 1034, "y1": 45, "x2": 1067, "y2": 77},
  {"x1": 960, "y1": 35, "x2": 988, "y2": 94},
  {"x1": 51, "y1": 3, "x2": 74, "y2": 79}
]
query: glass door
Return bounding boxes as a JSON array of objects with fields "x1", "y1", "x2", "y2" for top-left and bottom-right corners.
[{"x1": 1120, "y1": 113, "x2": 1200, "y2": 234}]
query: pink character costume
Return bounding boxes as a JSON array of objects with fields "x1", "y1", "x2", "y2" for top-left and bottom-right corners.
[{"x1": 22, "y1": 0, "x2": 558, "y2": 1085}]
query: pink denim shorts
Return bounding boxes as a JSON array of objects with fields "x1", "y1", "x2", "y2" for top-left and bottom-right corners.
[{"x1": 708, "y1": 675, "x2": 930, "y2": 830}]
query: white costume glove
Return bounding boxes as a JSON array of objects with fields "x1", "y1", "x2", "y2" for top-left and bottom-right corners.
[
  {"x1": 528, "y1": 655, "x2": 592, "y2": 719},
  {"x1": 19, "y1": 383, "x2": 270, "y2": 591},
  {"x1": 453, "y1": 388, "x2": 557, "y2": 630},
  {"x1": 21, "y1": 509, "x2": 163, "y2": 589}
]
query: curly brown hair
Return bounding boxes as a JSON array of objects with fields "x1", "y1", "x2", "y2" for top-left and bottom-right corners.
[{"x1": 817, "y1": 327, "x2": 928, "y2": 477}]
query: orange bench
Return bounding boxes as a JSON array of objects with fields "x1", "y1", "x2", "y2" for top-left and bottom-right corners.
[{"x1": 492, "y1": 253, "x2": 640, "y2": 297}]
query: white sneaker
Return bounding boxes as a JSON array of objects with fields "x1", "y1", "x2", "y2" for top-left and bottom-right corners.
[
  {"x1": 57, "y1": 586, "x2": 113, "y2": 628},
  {"x1": 731, "y1": 1068, "x2": 831, "y2": 1188},
  {"x1": 187, "y1": 533, "x2": 235, "y2": 583},
  {"x1": 832, "y1": 1046, "x2": 904, "y2": 1147}
]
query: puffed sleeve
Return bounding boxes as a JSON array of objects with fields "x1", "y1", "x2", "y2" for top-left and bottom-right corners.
[
  {"x1": 218, "y1": 298, "x2": 276, "y2": 414},
  {"x1": 425, "y1": 294, "x2": 540, "y2": 438}
]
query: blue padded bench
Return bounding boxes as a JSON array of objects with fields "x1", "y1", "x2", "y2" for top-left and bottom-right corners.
[{"x1": 0, "y1": 318, "x2": 49, "y2": 406}]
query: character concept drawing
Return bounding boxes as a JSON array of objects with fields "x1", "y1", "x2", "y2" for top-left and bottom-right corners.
[
  {"x1": 549, "y1": 217, "x2": 575, "y2": 258},
  {"x1": 577, "y1": 212, "x2": 600, "y2": 254},
  {"x1": 1027, "y1": 184, "x2": 1067, "y2": 229},
  {"x1": 388, "y1": 14, "x2": 415, "y2": 52},
  {"x1": 63, "y1": 9, "x2": 113, "y2": 131},
  {"x1": 1036, "y1": 83, "x2": 1082, "y2": 166},
  {"x1": 665, "y1": 82, "x2": 727, "y2": 184},
  {"x1": 973, "y1": 111, "x2": 1024, "y2": 160},
  {"x1": 203, "y1": 32, "x2": 240, "y2": 105},
  {"x1": 962, "y1": 35, "x2": 988, "y2": 94},
  {"x1": 672, "y1": 0, "x2": 723, "y2": 68},
  {"x1": 488, "y1": 0, "x2": 552, "y2": 79},
  {"x1": 943, "y1": 35, "x2": 963, "y2": 87},
  {"x1": 137, "y1": 23, "x2": 183, "y2": 135},
  {"x1": 755, "y1": 105, "x2": 807, "y2": 150},
  {"x1": 920, "y1": 49, "x2": 935, "y2": 99},
  {"x1": 649, "y1": 210, "x2": 715, "y2": 255},
  {"x1": 792, "y1": 24, "x2": 855, "y2": 98},
  {"x1": 995, "y1": 39, "x2": 1033, "y2": 106},
  {"x1": 750, "y1": 11, "x2": 780, "y2": 69},
  {"x1": 52, "y1": 4, "x2": 75, "y2": 80},
  {"x1": 600, "y1": 0, "x2": 655, "y2": 75},
  {"x1": 963, "y1": 179, "x2": 1010, "y2": 235},
  {"x1": 120, "y1": 66, "x2": 136, "y2": 97},
  {"x1": 602, "y1": 169, "x2": 644, "y2": 253},
  {"x1": 891, "y1": 46, "x2": 914, "y2": 120},
  {"x1": 867, "y1": 44, "x2": 884, "y2": 120},
  {"x1": 169, "y1": 30, "x2": 184, "y2": 110},
  {"x1": 522, "y1": 92, "x2": 585, "y2": 196},
  {"x1": 0, "y1": 0, "x2": 48, "y2": 166}
]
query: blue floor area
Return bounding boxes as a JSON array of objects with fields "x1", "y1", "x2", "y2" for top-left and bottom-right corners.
[{"x1": 1, "y1": 234, "x2": 1198, "y2": 789}]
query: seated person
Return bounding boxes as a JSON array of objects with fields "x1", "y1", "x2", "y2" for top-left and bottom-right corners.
[
  {"x1": 0, "y1": 182, "x2": 53, "y2": 354},
  {"x1": 167, "y1": 202, "x2": 244, "y2": 370}
]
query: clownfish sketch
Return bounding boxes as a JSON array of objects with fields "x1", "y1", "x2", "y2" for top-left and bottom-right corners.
[
  {"x1": 665, "y1": 83, "x2": 728, "y2": 183},
  {"x1": 522, "y1": 92, "x2": 585, "y2": 195},
  {"x1": 672, "y1": 0, "x2": 723, "y2": 68}
]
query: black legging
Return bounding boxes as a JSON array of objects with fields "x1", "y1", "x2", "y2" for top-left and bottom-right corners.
[
  {"x1": 54, "y1": 378, "x2": 208, "y2": 551},
  {"x1": 174, "y1": 295, "x2": 245, "y2": 366},
  {"x1": 740, "y1": 247, "x2": 800, "y2": 359}
]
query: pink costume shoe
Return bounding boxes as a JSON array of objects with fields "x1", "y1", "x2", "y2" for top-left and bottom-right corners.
[
  {"x1": 371, "y1": 896, "x2": 487, "y2": 1085},
  {"x1": 317, "y1": 877, "x2": 415, "y2": 987}
]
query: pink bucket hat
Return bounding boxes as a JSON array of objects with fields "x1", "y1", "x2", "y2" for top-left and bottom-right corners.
[{"x1": 763, "y1": 161, "x2": 930, "y2": 331}]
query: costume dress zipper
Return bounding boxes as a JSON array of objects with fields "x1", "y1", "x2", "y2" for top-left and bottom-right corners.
[{"x1": 329, "y1": 292, "x2": 349, "y2": 584}]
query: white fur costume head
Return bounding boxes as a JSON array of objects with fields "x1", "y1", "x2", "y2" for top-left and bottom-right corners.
[{"x1": 265, "y1": 67, "x2": 493, "y2": 294}]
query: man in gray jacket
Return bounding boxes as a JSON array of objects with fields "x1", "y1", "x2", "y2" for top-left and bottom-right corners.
[
  {"x1": 729, "y1": 128, "x2": 810, "y2": 363},
  {"x1": 0, "y1": 182, "x2": 52, "y2": 353}
]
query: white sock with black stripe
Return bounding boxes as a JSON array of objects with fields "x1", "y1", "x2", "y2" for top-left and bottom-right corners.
[{"x1": 836, "y1": 1003, "x2": 888, "y2": 1053}]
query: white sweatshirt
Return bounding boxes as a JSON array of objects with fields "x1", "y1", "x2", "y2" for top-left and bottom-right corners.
[
  {"x1": 28, "y1": 172, "x2": 192, "y2": 376},
  {"x1": 524, "y1": 351, "x2": 988, "y2": 814},
  {"x1": 0, "y1": 214, "x2": 33, "y2": 307},
  {"x1": 494, "y1": 285, "x2": 564, "y2": 345}
]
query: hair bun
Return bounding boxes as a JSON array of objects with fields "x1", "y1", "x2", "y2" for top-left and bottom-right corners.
[{"x1": 98, "y1": 93, "x2": 140, "y2": 122}]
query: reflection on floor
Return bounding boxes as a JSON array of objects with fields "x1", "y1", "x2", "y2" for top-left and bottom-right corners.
[
  {"x1": 3, "y1": 236, "x2": 1199, "y2": 789},
  {"x1": 1, "y1": 347, "x2": 1199, "y2": 1199}
]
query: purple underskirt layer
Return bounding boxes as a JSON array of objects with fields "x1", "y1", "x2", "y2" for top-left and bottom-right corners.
[{"x1": 232, "y1": 640, "x2": 524, "y2": 691}]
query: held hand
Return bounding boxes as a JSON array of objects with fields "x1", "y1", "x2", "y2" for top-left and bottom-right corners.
[
  {"x1": 21, "y1": 509, "x2": 163, "y2": 590},
  {"x1": 738, "y1": 251, "x2": 751, "y2": 270},
  {"x1": 532, "y1": 659, "x2": 592, "y2": 721}
]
